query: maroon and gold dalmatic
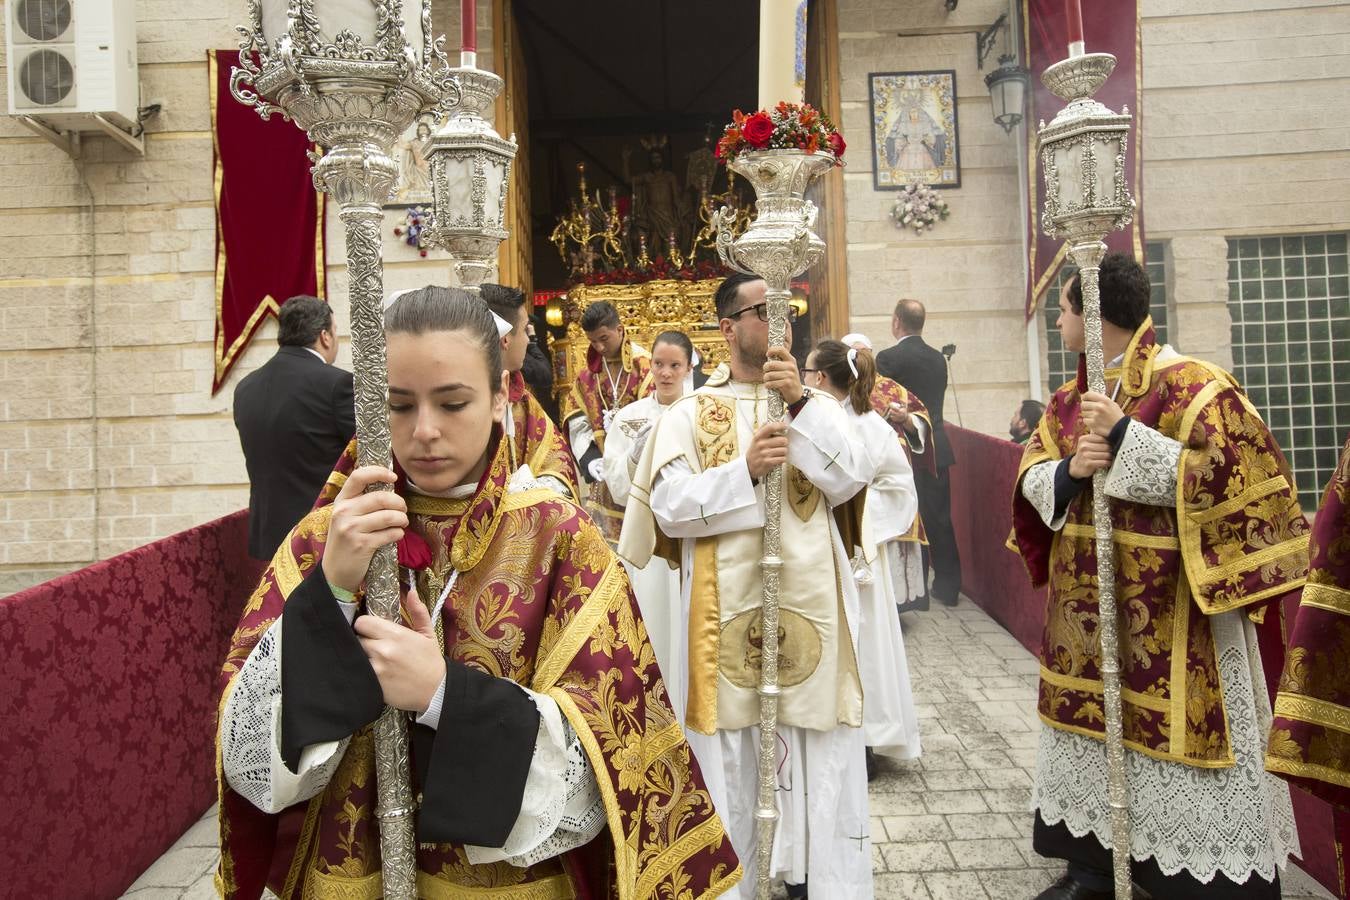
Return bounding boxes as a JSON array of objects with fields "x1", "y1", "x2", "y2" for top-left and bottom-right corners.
[
  {"x1": 507, "y1": 370, "x2": 578, "y2": 497},
  {"x1": 217, "y1": 433, "x2": 740, "y2": 899},
  {"x1": 870, "y1": 375, "x2": 931, "y2": 545},
  {"x1": 561, "y1": 342, "x2": 651, "y2": 544},
  {"x1": 1010, "y1": 318, "x2": 1309, "y2": 768},
  {"x1": 1268, "y1": 432, "x2": 1350, "y2": 809}
]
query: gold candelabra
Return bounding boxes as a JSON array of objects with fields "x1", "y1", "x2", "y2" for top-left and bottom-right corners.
[{"x1": 548, "y1": 163, "x2": 626, "y2": 276}]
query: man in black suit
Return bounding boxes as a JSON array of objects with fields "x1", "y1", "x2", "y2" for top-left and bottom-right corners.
[
  {"x1": 233, "y1": 295, "x2": 356, "y2": 561},
  {"x1": 874, "y1": 298, "x2": 962, "y2": 606}
]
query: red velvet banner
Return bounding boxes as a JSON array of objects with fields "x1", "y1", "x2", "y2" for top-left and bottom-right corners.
[
  {"x1": 1022, "y1": 0, "x2": 1145, "y2": 320},
  {"x1": 210, "y1": 50, "x2": 326, "y2": 393}
]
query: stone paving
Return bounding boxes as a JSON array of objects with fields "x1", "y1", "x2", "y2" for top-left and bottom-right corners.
[{"x1": 122, "y1": 599, "x2": 1334, "y2": 900}]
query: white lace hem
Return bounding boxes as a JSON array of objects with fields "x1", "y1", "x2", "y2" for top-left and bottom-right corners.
[{"x1": 1031, "y1": 611, "x2": 1300, "y2": 884}]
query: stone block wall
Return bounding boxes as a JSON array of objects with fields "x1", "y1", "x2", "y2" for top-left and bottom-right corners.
[
  {"x1": 0, "y1": 0, "x2": 491, "y2": 594},
  {"x1": 835, "y1": 0, "x2": 1349, "y2": 433}
]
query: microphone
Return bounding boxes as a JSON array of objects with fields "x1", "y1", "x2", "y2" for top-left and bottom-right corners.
[{"x1": 941, "y1": 343, "x2": 963, "y2": 427}]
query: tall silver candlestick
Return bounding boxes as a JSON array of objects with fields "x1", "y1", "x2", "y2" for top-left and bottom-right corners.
[
  {"x1": 1037, "y1": 47, "x2": 1136, "y2": 900},
  {"x1": 230, "y1": 3, "x2": 459, "y2": 896},
  {"x1": 714, "y1": 147, "x2": 835, "y2": 900}
]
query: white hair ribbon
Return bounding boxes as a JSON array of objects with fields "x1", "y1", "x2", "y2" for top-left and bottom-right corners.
[
  {"x1": 846, "y1": 347, "x2": 859, "y2": 379},
  {"x1": 840, "y1": 332, "x2": 873, "y2": 351},
  {"x1": 691, "y1": 348, "x2": 701, "y2": 367},
  {"x1": 383, "y1": 286, "x2": 513, "y2": 338}
]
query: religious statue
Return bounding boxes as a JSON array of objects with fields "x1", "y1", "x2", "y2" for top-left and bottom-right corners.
[
  {"x1": 684, "y1": 129, "x2": 718, "y2": 207},
  {"x1": 624, "y1": 135, "x2": 687, "y2": 254}
]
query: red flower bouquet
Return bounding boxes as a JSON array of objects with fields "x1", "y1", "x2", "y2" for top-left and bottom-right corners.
[{"x1": 716, "y1": 102, "x2": 845, "y2": 166}]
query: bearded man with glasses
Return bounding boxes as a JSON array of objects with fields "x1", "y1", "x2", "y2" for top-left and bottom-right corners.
[{"x1": 619, "y1": 271, "x2": 876, "y2": 899}]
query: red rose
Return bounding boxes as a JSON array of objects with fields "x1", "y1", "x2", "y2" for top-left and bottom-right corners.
[
  {"x1": 827, "y1": 131, "x2": 846, "y2": 159},
  {"x1": 743, "y1": 112, "x2": 774, "y2": 149},
  {"x1": 397, "y1": 531, "x2": 433, "y2": 571}
]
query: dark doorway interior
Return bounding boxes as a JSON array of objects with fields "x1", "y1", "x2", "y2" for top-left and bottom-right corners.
[{"x1": 515, "y1": 1, "x2": 760, "y2": 290}]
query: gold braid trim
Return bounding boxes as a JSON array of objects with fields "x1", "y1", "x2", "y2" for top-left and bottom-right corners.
[
  {"x1": 1274, "y1": 694, "x2": 1350, "y2": 735},
  {"x1": 1265, "y1": 755, "x2": 1350, "y2": 791},
  {"x1": 633, "y1": 815, "x2": 742, "y2": 900},
  {"x1": 1298, "y1": 581, "x2": 1350, "y2": 616},
  {"x1": 302, "y1": 867, "x2": 381, "y2": 899},
  {"x1": 1039, "y1": 666, "x2": 1172, "y2": 713},
  {"x1": 1038, "y1": 714, "x2": 1236, "y2": 769},
  {"x1": 1061, "y1": 523, "x2": 1179, "y2": 550},
  {"x1": 531, "y1": 560, "x2": 627, "y2": 693},
  {"x1": 550, "y1": 688, "x2": 636, "y2": 900},
  {"x1": 300, "y1": 868, "x2": 578, "y2": 899}
]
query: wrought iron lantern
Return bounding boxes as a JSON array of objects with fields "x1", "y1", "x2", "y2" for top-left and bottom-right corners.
[{"x1": 984, "y1": 53, "x2": 1029, "y2": 134}]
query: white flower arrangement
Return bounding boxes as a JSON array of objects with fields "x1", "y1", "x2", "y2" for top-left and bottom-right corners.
[{"x1": 891, "y1": 181, "x2": 950, "y2": 235}]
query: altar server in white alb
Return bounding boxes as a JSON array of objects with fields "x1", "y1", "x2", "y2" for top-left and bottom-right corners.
[
  {"x1": 620, "y1": 272, "x2": 874, "y2": 899},
  {"x1": 602, "y1": 329, "x2": 696, "y2": 709},
  {"x1": 805, "y1": 339, "x2": 922, "y2": 775}
]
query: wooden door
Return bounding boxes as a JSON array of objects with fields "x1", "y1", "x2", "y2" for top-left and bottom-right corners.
[{"x1": 495, "y1": 0, "x2": 532, "y2": 299}]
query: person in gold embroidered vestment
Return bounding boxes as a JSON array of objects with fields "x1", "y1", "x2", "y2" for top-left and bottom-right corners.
[
  {"x1": 620, "y1": 273, "x2": 874, "y2": 899},
  {"x1": 480, "y1": 282, "x2": 578, "y2": 498},
  {"x1": 1011, "y1": 253, "x2": 1309, "y2": 900},
  {"x1": 216, "y1": 286, "x2": 739, "y2": 900},
  {"x1": 562, "y1": 300, "x2": 652, "y2": 546},
  {"x1": 1267, "y1": 431, "x2": 1350, "y2": 883}
]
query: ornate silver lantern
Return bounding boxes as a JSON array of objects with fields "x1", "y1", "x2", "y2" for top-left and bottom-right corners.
[
  {"x1": 422, "y1": 59, "x2": 517, "y2": 291},
  {"x1": 1037, "y1": 46, "x2": 1136, "y2": 900},
  {"x1": 230, "y1": 4, "x2": 460, "y2": 896}
]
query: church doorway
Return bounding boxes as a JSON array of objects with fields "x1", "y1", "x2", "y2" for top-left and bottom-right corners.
[{"x1": 495, "y1": 0, "x2": 849, "y2": 371}]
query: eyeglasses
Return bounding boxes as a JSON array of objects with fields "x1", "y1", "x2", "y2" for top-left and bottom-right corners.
[
  {"x1": 726, "y1": 302, "x2": 799, "y2": 324},
  {"x1": 800, "y1": 367, "x2": 819, "y2": 375}
]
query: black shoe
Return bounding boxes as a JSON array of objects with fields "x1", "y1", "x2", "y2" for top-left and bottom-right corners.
[
  {"x1": 896, "y1": 595, "x2": 930, "y2": 614},
  {"x1": 784, "y1": 881, "x2": 808, "y2": 899},
  {"x1": 936, "y1": 592, "x2": 960, "y2": 607},
  {"x1": 1034, "y1": 873, "x2": 1112, "y2": 900},
  {"x1": 865, "y1": 747, "x2": 878, "y2": 782}
]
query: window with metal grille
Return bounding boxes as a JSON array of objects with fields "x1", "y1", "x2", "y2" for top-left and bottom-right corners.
[
  {"x1": 1042, "y1": 241, "x2": 1170, "y2": 393},
  {"x1": 1227, "y1": 233, "x2": 1350, "y2": 503}
]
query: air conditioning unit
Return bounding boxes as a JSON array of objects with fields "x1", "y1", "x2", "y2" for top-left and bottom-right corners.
[{"x1": 6, "y1": 0, "x2": 140, "y2": 152}]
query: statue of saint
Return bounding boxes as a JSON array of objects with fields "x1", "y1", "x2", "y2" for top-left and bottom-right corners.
[{"x1": 624, "y1": 138, "x2": 687, "y2": 254}]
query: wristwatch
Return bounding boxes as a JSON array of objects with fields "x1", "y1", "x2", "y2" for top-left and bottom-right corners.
[{"x1": 787, "y1": 388, "x2": 812, "y2": 419}]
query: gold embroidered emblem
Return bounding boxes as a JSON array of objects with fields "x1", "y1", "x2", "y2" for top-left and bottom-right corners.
[
  {"x1": 695, "y1": 395, "x2": 738, "y2": 469},
  {"x1": 719, "y1": 608, "x2": 823, "y2": 689}
]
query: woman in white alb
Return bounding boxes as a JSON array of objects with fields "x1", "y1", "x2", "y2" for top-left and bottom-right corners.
[
  {"x1": 602, "y1": 330, "x2": 696, "y2": 712},
  {"x1": 805, "y1": 338, "x2": 922, "y2": 768}
]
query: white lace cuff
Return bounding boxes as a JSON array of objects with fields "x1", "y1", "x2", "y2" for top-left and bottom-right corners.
[
  {"x1": 1104, "y1": 420, "x2": 1181, "y2": 507},
  {"x1": 464, "y1": 690, "x2": 605, "y2": 866},
  {"x1": 221, "y1": 619, "x2": 348, "y2": 813},
  {"x1": 1021, "y1": 460, "x2": 1066, "y2": 530}
]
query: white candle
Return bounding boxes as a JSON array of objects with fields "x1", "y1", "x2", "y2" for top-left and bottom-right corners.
[{"x1": 758, "y1": 0, "x2": 802, "y2": 109}]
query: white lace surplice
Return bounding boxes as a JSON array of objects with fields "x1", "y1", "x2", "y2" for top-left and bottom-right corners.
[{"x1": 1024, "y1": 416, "x2": 1299, "y2": 883}]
